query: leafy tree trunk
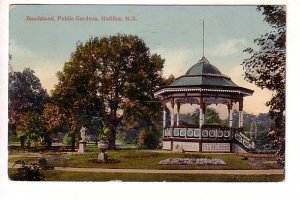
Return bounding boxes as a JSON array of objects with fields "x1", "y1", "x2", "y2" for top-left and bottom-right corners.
[
  {"x1": 27, "y1": 140, "x2": 31, "y2": 148},
  {"x1": 108, "y1": 108, "x2": 118, "y2": 150},
  {"x1": 71, "y1": 133, "x2": 76, "y2": 152},
  {"x1": 108, "y1": 126, "x2": 117, "y2": 150},
  {"x1": 20, "y1": 136, "x2": 25, "y2": 149},
  {"x1": 107, "y1": 80, "x2": 120, "y2": 150}
]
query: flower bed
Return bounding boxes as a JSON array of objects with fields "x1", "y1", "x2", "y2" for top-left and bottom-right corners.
[
  {"x1": 46, "y1": 156, "x2": 70, "y2": 162},
  {"x1": 237, "y1": 153, "x2": 276, "y2": 158},
  {"x1": 159, "y1": 158, "x2": 225, "y2": 165}
]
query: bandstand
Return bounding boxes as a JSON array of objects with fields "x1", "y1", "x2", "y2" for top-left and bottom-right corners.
[{"x1": 154, "y1": 56, "x2": 254, "y2": 153}]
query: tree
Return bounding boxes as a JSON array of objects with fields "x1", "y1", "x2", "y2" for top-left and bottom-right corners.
[
  {"x1": 8, "y1": 68, "x2": 48, "y2": 146},
  {"x1": 120, "y1": 75, "x2": 174, "y2": 144},
  {"x1": 16, "y1": 111, "x2": 51, "y2": 148},
  {"x1": 249, "y1": 121, "x2": 258, "y2": 140},
  {"x1": 204, "y1": 108, "x2": 222, "y2": 125},
  {"x1": 51, "y1": 43, "x2": 105, "y2": 151},
  {"x1": 53, "y1": 34, "x2": 165, "y2": 150},
  {"x1": 41, "y1": 102, "x2": 68, "y2": 142},
  {"x1": 242, "y1": 6, "x2": 286, "y2": 165},
  {"x1": 121, "y1": 100, "x2": 162, "y2": 144},
  {"x1": 191, "y1": 108, "x2": 222, "y2": 126},
  {"x1": 162, "y1": 74, "x2": 175, "y2": 86},
  {"x1": 138, "y1": 127, "x2": 161, "y2": 149}
]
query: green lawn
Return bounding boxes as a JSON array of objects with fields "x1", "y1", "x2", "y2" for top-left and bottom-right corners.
[
  {"x1": 8, "y1": 135, "x2": 21, "y2": 146},
  {"x1": 8, "y1": 169, "x2": 284, "y2": 182},
  {"x1": 8, "y1": 149, "x2": 283, "y2": 182},
  {"x1": 9, "y1": 149, "x2": 255, "y2": 170}
]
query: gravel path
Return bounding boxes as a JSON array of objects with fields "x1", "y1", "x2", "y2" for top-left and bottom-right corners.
[
  {"x1": 8, "y1": 162, "x2": 283, "y2": 175},
  {"x1": 54, "y1": 167, "x2": 284, "y2": 175}
]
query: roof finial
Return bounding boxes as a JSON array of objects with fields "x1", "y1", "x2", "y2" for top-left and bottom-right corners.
[{"x1": 202, "y1": 20, "x2": 205, "y2": 58}]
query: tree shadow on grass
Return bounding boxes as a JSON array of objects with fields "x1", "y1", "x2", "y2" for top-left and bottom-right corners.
[{"x1": 88, "y1": 159, "x2": 120, "y2": 164}]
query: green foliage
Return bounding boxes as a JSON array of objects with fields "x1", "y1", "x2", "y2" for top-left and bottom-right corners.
[
  {"x1": 41, "y1": 103, "x2": 67, "y2": 134},
  {"x1": 191, "y1": 108, "x2": 222, "y2": 126},
  {"x1": 9, "y1": 160, "x2": 44, "y2": 181},
  {"x1": 98, "y1": 123, "x2": 110, "y2": 142},
  {"x1": 8, "y1": 135, "x2": 20, "y2": 146},
  {"x1": 205, "y1": 108, "x2": 222, "y2": 124},
  {"x1": 8, "y1": 68, "x2": 48, "y2": 138},
  {"x1": 52, "y1": 33, "x2": 165, "y2": 150},
  {"x1": 255, "y1": 130, "x2": 274, "y2": 149},
  {"x1": 16, "y1": 112, "x2": 51, "y2": 148},
  {"x1": 62, "y1": 135, "x2": 73, "y2": 146},
  {"x1": 121, "y1": 99, "x2": 164, "y2": 144},
  {"x1": 138, "y1": 128, "x2": 160, "y2": 149},
  {"x1": 232, "y1": 111, "x2": 273, "y2": 148},
  {"x1": 242, "y1": 6, "x2": 286, "y2": 165},
  {"x1": 162, "y1": 74, "x2": 176, "y2": 86}
]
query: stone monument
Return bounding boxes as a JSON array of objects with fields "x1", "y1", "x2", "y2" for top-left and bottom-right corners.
[
  {"x1": 78, "y1": 126, "x2": 87, "y2": 153},
  {"x1": 97, "y1": 141, "x2": 108, "y2": 162}
]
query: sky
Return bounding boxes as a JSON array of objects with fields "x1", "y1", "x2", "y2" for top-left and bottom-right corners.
[{"x1": 9, "y1": 4, "x2": 274, "y2": 115}]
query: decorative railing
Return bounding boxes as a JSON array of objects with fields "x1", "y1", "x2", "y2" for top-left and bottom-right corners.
[
  {"x1": 163, "y1": 126, "x2": 253, "y2": 150},
  {"x1": 234, "y1": 132, "x2": 252, "y2": 149},
  {"x1": 163, "y1": 126, "x2": 232, "y2": 139}
]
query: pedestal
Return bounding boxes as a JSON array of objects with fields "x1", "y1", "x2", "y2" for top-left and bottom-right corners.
[
  {"x1": 97, "y1": 152, "x2": 108, "y2": 162},
  {"x1": 78, "y1": 141, "x2": 87, "y2": 153},
  {"x1": 97, "y1": 142, "x2": 109, "y2": 162}
]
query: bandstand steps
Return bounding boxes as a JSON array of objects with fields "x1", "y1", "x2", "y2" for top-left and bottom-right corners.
[{"x1": 233, "y1": 140, "x2": 251, "y2": 153}]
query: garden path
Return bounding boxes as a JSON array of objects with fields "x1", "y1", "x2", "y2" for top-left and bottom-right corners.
[
  {"x1": 53, "y1": 167, "x2": 284, "y2": 175},
  {"x1": 8, "y1": 161, "x2": 283, "y2": 175}
]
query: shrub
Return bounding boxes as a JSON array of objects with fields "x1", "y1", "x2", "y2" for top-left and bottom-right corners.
[
  {"x1": 118, "y1": 131, "x2": 139, "y2": 144},
  {"x1": 16, "y1": 112, "x2": 51, "y2": 148},
  {"x1": 9, "y1": 160, "x2": 44, "y2": 181},
  {"x1": 138, "y1": 128, "x2": 160, "y2": 149},
  {"x1": 38, "y1": 158, "x2": 54, "y2": 170},
  {"x1": 63, "y1": 135, "x2": 73, "y2": 146}
]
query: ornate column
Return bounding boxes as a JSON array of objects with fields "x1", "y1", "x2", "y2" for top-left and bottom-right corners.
[
  {"x1": 170, "y1": 98, "x2": 175, "y2": 128},
  {"x1": 199, "y1": 97, "x2": 204, "y2": 128},
  {"x1": 176, "y1": 102, "x2": 181, "y2": 127},
  {"x1": 202, "y1": 104, "x2": 206, "y2": 125},
  {"x1": 238, "y1": 99, "x2": 244, "y2": 128},
  {"x1": 162, "y1": 100, "x2": 167, "y2": 129},
  {"x1": 228, "y1": 103, "x2": 233, "y2": 128},
  {"x1": 199, "y1": 106, "x2": 203, "y2": 128}
]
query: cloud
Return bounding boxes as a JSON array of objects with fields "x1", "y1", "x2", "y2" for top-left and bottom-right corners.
[
  {"x1": 153, "y1": 47, "x2": 200, "y2": 78},
  {"x1": 153, "y1": 46, "x2": 272, "y2": 115},
  {"x1": 153, "y1": 38, "x2": 248, "y2": 78},
  {"x1": 208, "y1": 38, "x2": 247, "y2": 57}
]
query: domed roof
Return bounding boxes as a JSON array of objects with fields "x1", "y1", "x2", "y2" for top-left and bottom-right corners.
[
  {"x1": 154, "y1": 56, "x2": 254, "y2": 98},
  {"x1": 171, "y1": 57, "x2": 238, "y2": 87},
  {"x1": 185, "y1": 57, "x2": 222, "y2": 75}
]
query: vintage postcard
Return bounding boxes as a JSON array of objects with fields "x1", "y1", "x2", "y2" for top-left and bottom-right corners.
[
  {"x1": 2, "y1": 2, "x2": 295, "y2": 199},
  {"x1": 7, "y1": 3, "x2": 286, "y2": 182}
]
